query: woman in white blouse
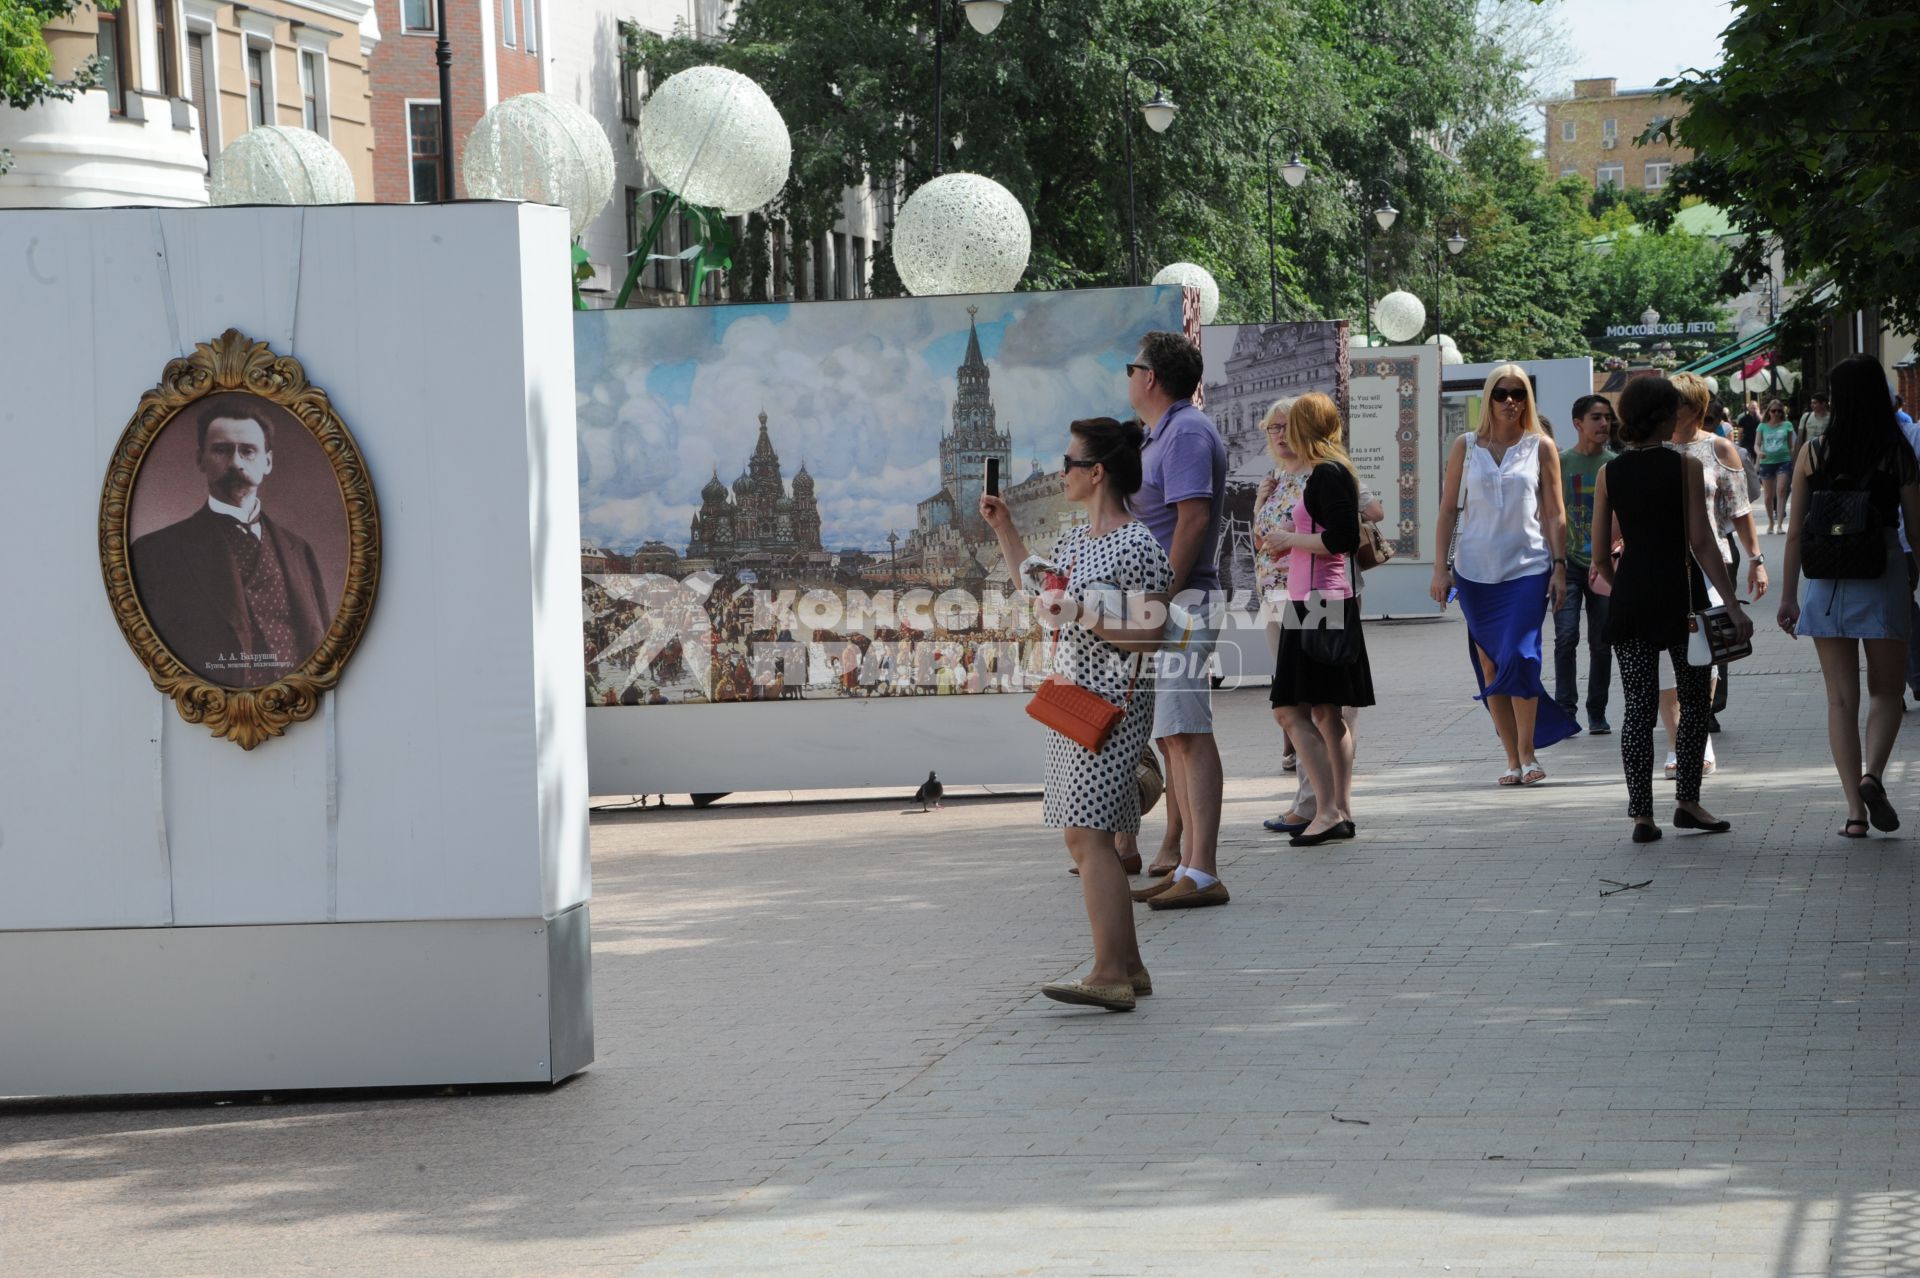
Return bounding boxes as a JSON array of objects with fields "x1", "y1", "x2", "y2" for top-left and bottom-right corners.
[{"x1": 1429, "y1": 365, "x2": 1580, "y2": 785}]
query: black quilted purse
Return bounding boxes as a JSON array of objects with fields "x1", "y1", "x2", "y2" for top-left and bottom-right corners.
[{"x1": 1801, "y1": 442, "x2": 1885, "y2": 581}]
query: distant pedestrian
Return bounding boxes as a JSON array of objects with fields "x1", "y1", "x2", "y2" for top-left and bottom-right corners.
[
  {"x1": 1431, "y1": 365, "x2": 1578, "y2": 786},
  {"x1": 1899, "y1": 404, "x2": 1920, "y2": 703},
  {"x1": 1591, "y1": 376, "x2": 1753, "y2": 843},
  {"x1": 1263, "y1": 392, "x2": 1374, "y2": 846},
  {"x1": 1778, "y1": 355, "x2": 1920, "y2": 838},
  {"x1": 1736, "y1": 398, "x2": 1761, "y2": 456},
  {"x1": 1555, "y1": 394, "x2": 1618, "y2": 734},
  {"x1": 1798, "y1": 393, "x2": 1833, "y2": 451},
  {"x1": 1896, "y1": 394, "x2": 1914, "y2": 431},
  {"x1": 1756, "y1": 400, "x2": 1794, "y2": 533},
  {"x1": 981, "y1": 416, "x2": 1171, "y2": 1010}
]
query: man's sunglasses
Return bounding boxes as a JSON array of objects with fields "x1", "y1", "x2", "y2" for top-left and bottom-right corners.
[
  {"x1": 1125, "y1": 362, "x2": 1151, "y2": 377},
  {"x1": 1489, "y1": 386, "x2": 1529, "y2": 404}
]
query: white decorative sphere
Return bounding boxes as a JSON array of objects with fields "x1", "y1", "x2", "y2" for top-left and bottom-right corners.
[
  {"x1": 891, "y1": 173, "x2": 1031, "y2": 296},
  {"x1": 464, "y1": 93, "x2": 616, "y2": 239},
  {"x1": 209, "y1": 126, "x2": 356, "y2": 205},
  {"x1": 1152, "y1": 262, "x2": 1221, "y2": 324},
  {"x1": 1440, "y1": 343, "x2": 1465, "y2": 365},
  {"x1": 1373, "y1": 290, "x2": 1427, "y2": 344},
  {"x1": 638, "y1": 66, "x2": 791, "y2": 214}
]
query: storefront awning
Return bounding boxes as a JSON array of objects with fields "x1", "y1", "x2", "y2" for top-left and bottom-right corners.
[{"x1": 1678, "y1": 322, "x2": 1780, "y2": 375}]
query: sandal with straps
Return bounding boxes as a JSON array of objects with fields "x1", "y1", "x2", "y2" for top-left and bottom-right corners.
[
  {"x1": 1860, "y1": 774, "x2": 1900, "y2": 832},
  {"x1": 1520, "y1": 762, "x2": 1547, "y2": 786},
  {"x1": 1497, "y1": 767, "x2": 1522, "y2": 787},
  {"x1": 1840, "y1": 818, "x2": 1870, "y2": 839}
]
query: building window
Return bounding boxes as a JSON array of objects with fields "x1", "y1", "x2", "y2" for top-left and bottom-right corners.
[
  {"x1": 407, "y1": 101, "x2": 443, "y2": 201},
  {"x1": 1560, "y1": 119, "x2": 1575, "y2": 142},
  {"x1": 155, "y1": 0, "x2": 180, "y2": 98},
  {"x1": 402, "y1": 0, "x2": 435, "y2": 32},
  {"x1": 96, "y1": 8, "x2": 128, "y2": 114},
  {"x1": 299, "y1": 50, "x2": 327, "y2": 135},
  {"x1": 833, "y1": 232, "x2": 849, "y2": 298},
  {"x1": 524, "y1": 0, "x2": 537, "y2": 52},
  {"x1": 1560, "y1": 166, "x2": 1578, "y2": 178},
  {"x1": 1603, "y1": 118, "x2": 1617, "y2": 142},
  {"x1": 187, "y1": 28, "x2": 213, "y2": 160},
  {"x1": 1597, "y1": 164, "x2": 1624, "y2": 189},
  {"x1": 617, "y1": 22, "x2": 642, "y2": 122},
  {"x1": 245, "y1": 42, "x2": 271, "y2": 127},
  {"x1": 624, "y1": 186, "x2": 642, "y2": 258},
  {"x1": 1645, "y1": 161, "x2": 1671, "y2": 190},
  {"x1": 813, "y1": 235, "x2": 830, "y2": 301},
  {"x1": 502, "y1": 0, "x2": 517, "y2": 47},
  {"x1": 850, "y1": 236, "x2": 867, "y2": 298},
  {"x1": 772, "y1": 220, "x2": 788, "y2": 300}
]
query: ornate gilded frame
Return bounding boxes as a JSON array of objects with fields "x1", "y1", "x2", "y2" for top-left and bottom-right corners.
[{"x1": 99, "y1": 329, "x2": 381, "y2": 749}]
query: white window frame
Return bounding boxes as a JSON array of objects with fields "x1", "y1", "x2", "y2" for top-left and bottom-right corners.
[
  {"x1": 617, "y1": 20, "x2": 644, "y2": 122},
  {"x1": 1597, "y1": 163, "x2": 1625, "y2": 189},
  {"x1": 524, "y1": 0, "x2": 536, "y2": 52},
  {"x1": 405, "y1": 96, "x2": 444, "y2": 202},
  {"x1": 502, "y1": 0, "x2": 517, "y2": 47},
  {"x1": 183, "y1": 2, "x2": 221, "y2": 156},
  {"x1": 244, "y1": 40, "x2": 274, "y2": 128},
  {"x1": 1645, "y1": 160, "x2": 1671, "y2": 190},
  {"x1": 294, "y1": 32, "x2": 330, "y2": 138},
  {"x1": 401, "y1": 0, "x2": 435, "y2": 33},
  {"x1": 1603, "y1": 117, "x2": 1618, "y2": 142},
  {"x1": 1560, "y1": 119, "x2": 1576, "y2": 142},
  {"x1": 1560, "y1": 166, "x2": 1578, "y2": 179}
]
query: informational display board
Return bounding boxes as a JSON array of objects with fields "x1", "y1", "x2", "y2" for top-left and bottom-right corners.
[
  {"x1": 580, "y1": 285, "x2": 1196, "y2": 795},
  {"x1": 0, "y1": 202, "x2": 591, "y2": 1097},
  {"x1": 1340, "y1": 345, "x2": 1444, "y2": 619}
]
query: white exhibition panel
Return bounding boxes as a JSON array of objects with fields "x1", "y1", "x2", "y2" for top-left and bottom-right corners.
[
  {"x1": 0, "y1": 202, "x2": 588, "y2": 931},
  {"x1": 1450, "y1": 357, "x2": 1596, "y2": 452}
]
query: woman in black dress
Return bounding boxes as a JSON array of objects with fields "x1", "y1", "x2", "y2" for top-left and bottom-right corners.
[
  {"x1": 1592, "y1": 377, "x2": 1754, "y2": 843},
  {"x1": 1263, "y1": 392, "x2": 1374, "y2": 847}
]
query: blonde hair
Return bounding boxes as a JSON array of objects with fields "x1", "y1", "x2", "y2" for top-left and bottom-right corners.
[
  {"x1": 1285, "y1": 392, "x2": 1358, "y2": 481},
  {"x1": 1480, "y1": 364, "x2": 1546, "y2": 436},
  {"x1": 1260, "y1": 396, "x2": 1300, "y2": 467},
  {"x1": 1668, "y1": 371, "x2": 1713, "y2": 420}
]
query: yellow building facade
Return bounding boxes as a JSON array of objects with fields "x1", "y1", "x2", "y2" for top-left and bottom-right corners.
[{"x1": 1542, "y1": 77, "x2": 1692, "y2": 195}]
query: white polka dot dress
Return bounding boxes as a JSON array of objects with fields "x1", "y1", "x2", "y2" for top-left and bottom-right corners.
[{"x1": 1040, "y1": 521, "x2": 1175, "y2": 833}]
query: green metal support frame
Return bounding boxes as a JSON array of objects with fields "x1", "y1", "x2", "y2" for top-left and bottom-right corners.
[{"x1": 611, "y1": 190, "x2": 736, "y2": 311}]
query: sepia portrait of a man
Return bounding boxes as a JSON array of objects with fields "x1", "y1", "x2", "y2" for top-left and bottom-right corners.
[{"x1": 129, "y1": 392, "x2": 349, "y2": 688}]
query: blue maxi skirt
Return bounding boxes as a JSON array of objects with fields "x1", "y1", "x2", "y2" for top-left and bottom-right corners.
[{"x1": 1454, "y1": 569, "x2": 1581, "y2": 750}]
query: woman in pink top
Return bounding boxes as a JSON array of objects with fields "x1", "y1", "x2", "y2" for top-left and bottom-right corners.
[{"x1": 1261, "y1": 393, "x2": 1374, "y2": 846}]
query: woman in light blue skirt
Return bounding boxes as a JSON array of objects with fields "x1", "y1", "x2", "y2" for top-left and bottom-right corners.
[{"x1": 1778, "y1": 355, "x2": 1920, "y2": 838}]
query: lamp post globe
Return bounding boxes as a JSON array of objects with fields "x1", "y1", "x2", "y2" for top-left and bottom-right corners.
[
  {"x1": 1373, "y1": 201, "x2": 1399, "y2": 232},
  {"x1": 1141, "y1": 92, "x2": 1178, "y2": 134},
  {"x1": 1282, "y1": 153, "x2": 1309, "y2": 188},
  {"x1": 961, "y1": 0, "x2": 1009, "y2": 34},
  {"x1": 1641, "y1": 305, "x2": 1661, "y2": 329},
  {"x1": 1447, "y1": 228, "x2": 1468, "y2": 256}
]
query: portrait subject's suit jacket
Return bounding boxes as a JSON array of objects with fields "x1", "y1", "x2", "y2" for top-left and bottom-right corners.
[{"x1": 130, "y1": 504, "x2": 332, "y2": 681}]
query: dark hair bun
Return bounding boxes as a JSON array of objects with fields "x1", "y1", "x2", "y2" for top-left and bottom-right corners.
[{"x1": 1068, "y1": 416, "x2": 1146, "y2": 497}]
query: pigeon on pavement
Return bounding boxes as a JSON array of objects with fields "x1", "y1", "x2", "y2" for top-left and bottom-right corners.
[{"x1": 914, "y1": 771, "x2": 944, "y2": 811}]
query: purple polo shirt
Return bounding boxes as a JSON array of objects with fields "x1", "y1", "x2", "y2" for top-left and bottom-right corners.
[{"x1": 1130, "y1": 398, "x2": 1227, "y2": 596}]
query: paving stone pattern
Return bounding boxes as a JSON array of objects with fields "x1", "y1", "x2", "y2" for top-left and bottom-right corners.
[{"x1": 5, "y1": 559, "x2": 1919, "y2": 1276}]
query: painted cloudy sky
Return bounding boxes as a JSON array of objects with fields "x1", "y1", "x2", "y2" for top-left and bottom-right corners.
[{"x1": 574, "y1": 286, "x2": 1187, "y2": 555}]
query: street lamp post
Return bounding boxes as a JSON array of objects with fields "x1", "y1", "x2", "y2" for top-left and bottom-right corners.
[
  {"x1": 1262, "y1": 128, "x2": 1309, "y2": 324},
  {"x1": 434, "y1": 0, "x2": 454, "y2": 200},
  {"x1": 932, "y1": 0, "x2": 1010, "y2": 176},
  {"x1": 1360, "y1": 180, "x2": 1398, "y2": 345},
  {"x1": 1434, "y1": 223, "x2": 1466, "y2": 345},
  {"x1": 1122, "y1": 56, "x2": 1177, "y2": 286},
  {"x1": 887, "y1": 529, "x2": 899, "y2": 585}
]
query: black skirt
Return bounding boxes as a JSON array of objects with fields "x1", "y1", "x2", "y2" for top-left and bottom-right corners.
[{"x1": 1270, "y1": 597, "x2": 1376, "y2": 708}]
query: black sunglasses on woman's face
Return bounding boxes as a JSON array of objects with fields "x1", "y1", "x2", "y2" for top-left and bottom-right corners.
[
  {"x1": 1490, "y1": 386, "x2": 1528, "y2": 404},
  {"x1": 1063, "y1": 454, "x2": 1100, "y2": 471}
]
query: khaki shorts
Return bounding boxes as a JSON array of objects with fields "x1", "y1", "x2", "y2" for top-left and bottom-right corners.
[{"x1": 1151, "y1": 605, "x2": 1217, "y2": 739}]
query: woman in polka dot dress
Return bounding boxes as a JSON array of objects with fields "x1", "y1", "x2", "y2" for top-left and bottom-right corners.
[{"x1": 982, "y1": 417, "x2": 1173, "y2": 1013}]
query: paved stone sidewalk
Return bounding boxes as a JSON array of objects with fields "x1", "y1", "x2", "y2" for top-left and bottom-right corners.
[{"x1": 5, "y1": 562, "x2": 1919, "y2": 1276}]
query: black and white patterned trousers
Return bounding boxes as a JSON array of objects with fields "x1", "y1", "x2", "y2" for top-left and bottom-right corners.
[{"x1": 1614, "y1": 637, "x2": 1711, "y2": 818}]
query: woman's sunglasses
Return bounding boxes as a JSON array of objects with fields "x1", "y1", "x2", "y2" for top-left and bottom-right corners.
[
  {"x1": 1063, "y1": 454, "x2": 1100, "y2": 471},
  {"x1": 1489, "y1": 386, "x2": 1528, "y2": 404}
]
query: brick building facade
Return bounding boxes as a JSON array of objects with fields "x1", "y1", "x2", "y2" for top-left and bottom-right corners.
[
  {"x1": 368, "y1": 0, "x2": 544, "y2": 202},
  {"x1": 1542, "y1": 77, "x2": 1692, "y2": 194}
]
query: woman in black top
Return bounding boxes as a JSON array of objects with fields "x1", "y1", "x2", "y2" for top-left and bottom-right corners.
[
  {"x1": 1777, "y1": 354, "x2": 1920, "y2": 837},
  {"x1": 1592, "y1": 378, "x2": 1753, "y2": 843},
  {"x1": 1264, "y1": 393, "x2": 1374, "y2": 847}
]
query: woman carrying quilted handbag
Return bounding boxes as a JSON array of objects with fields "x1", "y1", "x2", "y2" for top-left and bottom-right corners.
[
  {"x1": 981, "y1": 416, "x2": 1172, "y2": 1013},
  {"x1": 1778, "y1": 355, "x2": 1920, "y2": 838}
]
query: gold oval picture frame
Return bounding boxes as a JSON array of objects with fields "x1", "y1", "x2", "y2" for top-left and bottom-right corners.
[{"x1": 100, "y1": 329, "x2": 381, "y2": 749}]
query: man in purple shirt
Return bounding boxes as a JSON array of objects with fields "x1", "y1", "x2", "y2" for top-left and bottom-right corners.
[{"x1": 1121, "y1": 330, "x2": 1231, "y2": 911}]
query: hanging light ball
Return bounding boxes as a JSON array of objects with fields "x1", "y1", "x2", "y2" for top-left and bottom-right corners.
[
  {"x1": 638, "y1": 65, "x2": 791, "y2": 215},
  {"x1": 891, "y1": 173, "x2": 1031, "y2": 296},
  {"x1": 209, "y1": 125, "x2": 356, "y2": 205},
  {"x1": 464, "y1": 93, "x2": 616, "y2": 239},
  {"x1": 1372, "y1": 290, "x2": 1428, "y2": 344},
  {"x1": 1152, "y1": 262, "x2": 1220, "y2": 325}
]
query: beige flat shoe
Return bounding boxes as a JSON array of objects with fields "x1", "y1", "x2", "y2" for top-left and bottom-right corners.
[
  {"x1": 1149, "y1": 879, "x2": 1229, "y2": 910},
  {"x1": 1131, "y1": 876, "x2": 1180, "y2": 902},
  {"x1": 1041, "y1": 979, "x2": 1136, "y2": 1011},
  {"x1": 1129, "y1": 970, "x2": 1153, "y2": 997}
]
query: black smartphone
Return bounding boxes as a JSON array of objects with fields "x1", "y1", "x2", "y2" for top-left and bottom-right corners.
[{"x1": 984, "y1": 457, "x2": 1001, "y2": 497}]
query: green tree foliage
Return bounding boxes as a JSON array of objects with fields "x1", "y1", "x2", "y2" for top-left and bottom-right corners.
[
  {"x1": 628, "y1": 0, "x2": 1510, "y2": 324},
  {"x1": 1437, "y1": 120, "x2": 1595, "y2": 360},
  {"x1": 2, "y1": 0, "x2": 115, "y2": 174},
  {"x1": 1662, "y1": 1, "x2": 1920, "y2": 336},
  {"x1": 1584, "y1": 219, "x2": 1730, "y2": 343}
]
